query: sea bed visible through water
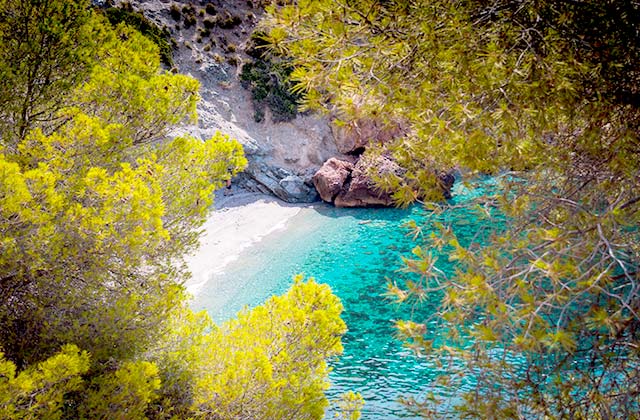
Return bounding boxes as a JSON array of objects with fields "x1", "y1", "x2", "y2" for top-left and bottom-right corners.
[{"x1": 188, "y1": 182, "x2": 497, "y2": 419}]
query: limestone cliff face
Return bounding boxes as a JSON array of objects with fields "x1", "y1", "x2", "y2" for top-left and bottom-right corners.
[
  {"x1": 108, "y1": 0, "x2": 453, "y2": 206},
  {"x1": 110, "y1": 0, "x2": 341, "y2": 203}
]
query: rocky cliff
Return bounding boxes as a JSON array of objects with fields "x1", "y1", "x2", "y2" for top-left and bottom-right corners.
[
  {"x1": 104, "y1": 0, "x2": 341, "y2": 203},
  {"x1": 103, "y1": 0, "x2": 453, "y2": 206}
]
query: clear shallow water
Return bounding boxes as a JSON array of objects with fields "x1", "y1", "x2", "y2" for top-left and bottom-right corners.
[{"x1": 191, "y1": 182, "x2": 497, "y2": 419}]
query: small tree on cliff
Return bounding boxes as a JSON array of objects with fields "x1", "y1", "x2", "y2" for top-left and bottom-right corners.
[{"x1": 264, "y1": 0, "x2": 640, "y2": 417}]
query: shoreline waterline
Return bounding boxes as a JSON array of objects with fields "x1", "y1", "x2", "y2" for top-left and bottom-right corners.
[
  {"x1": 184, "y1": 192, "x2": 308, "y2": 296},
  {"x1": 184, "y1": 196, "x2": 432, "y2": 419},
  {"x1": 181, "y1": 180, "x2": 499, "y2": 419}
]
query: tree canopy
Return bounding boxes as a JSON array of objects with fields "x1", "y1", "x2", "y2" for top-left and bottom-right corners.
[
  {"x1": 0, "y1": 1, "x2": 357, "y2": 418},
  {"x1": 263, "y1": 0, "x2": 640, "y2": 417},
  {"x1": 0, "y1": 0, "x2": 95, "y2": 144}
]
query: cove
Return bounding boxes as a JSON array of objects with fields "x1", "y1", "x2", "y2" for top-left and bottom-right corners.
[{"x1": 190, "y1": 181, "x2": 495, "y2": 419}]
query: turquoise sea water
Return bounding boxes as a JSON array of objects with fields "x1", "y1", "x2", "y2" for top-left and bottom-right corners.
[{"x1": 191, "y1": 182, "x2": 496, "y2": 419}]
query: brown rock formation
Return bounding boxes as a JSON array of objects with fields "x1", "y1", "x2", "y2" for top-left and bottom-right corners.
[
  {"x1": 333, "y1": 155, "x2": 400, "y2": 207},
  {"x1": 312, "y1": 157, "x2": 355, "y2": 203},
  {"x1": 314, "y1": 154, "x2": 455, "y2": 207},
  {"x1": 313, "y1": 155, "x2": 403, "y2": 207}
]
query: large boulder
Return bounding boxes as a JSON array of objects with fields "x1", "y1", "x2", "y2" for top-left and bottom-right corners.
[
  {"x1": 312, "y1": 157, "x2": 355, "y2": 203},
  {"x1": 313, "y1": 155, "x2": 455, "y2": 207},
  {"x1": 334, "y1": 155, "x2": 401, "y2": 207},
  {"x1": 313, "y1": 155, "x2": 400, "y2": 207}
]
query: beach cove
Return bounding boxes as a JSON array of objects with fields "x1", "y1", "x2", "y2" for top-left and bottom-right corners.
[{"x1": 185, "y1": 182, "x2": 492, "y2": 419}]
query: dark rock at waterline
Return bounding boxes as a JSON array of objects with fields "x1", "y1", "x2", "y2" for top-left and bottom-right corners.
[
  {"x1": 438, "y1": 172, "x2": 455, "y2": 199},
  {"x1": 313, "y1": 155, "x2": 455, "y2": 207},
  {"x1": 313, "y1": 155, "x2": 398, "y2": 207}
]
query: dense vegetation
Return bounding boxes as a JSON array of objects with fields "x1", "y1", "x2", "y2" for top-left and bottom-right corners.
[
  {"x1": 0, "y1": 1, "x2": 358, "y2": 418},
  {"x1": 101, "y1": 2, "x2": 174, "y2": 67},
  {"x1": 240, "y1": 32, "x2": 302, "y2": 123},
  {"x1": 5, "y1": 0, "x2": 639, "y2": 418},
  {"x1": 264, "y1": 0, "x2": 640, "y2": 418}
]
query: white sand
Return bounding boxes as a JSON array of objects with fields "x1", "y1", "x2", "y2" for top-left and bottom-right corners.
[{"x1": 184, "y1": 192, "x2": 303, "y2": 295}]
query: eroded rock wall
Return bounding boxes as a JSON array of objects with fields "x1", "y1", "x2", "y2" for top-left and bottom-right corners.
[
  {"x1": 109, "y1": 0, "x2": 454, "y2": 206},
  {"x1": 112, "y1": 0, "x2": 342, "y2": 202}
]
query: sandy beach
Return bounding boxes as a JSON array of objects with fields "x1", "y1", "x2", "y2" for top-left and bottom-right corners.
[{"x1": 184, "y1": 191, "x2": 305, "y2": 295}]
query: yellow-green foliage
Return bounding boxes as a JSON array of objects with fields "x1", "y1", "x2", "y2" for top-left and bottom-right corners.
[
  {"x1": 266, "y1": 1, "x2": 640, "y2": 418},
  {"x1": 0, "y1": 0, "x2": 244, "y2": 382},
  {"x1": 81, "y1": 361, "x2": 161, "y2": 420},
  {"x1": 155, "y1": 133, "x2": 246, "y2": 248},
  {"x1": 0, "y1": 3, "x2": 352, "y2": 419},
  {"x1": 263, "y1": 0, "x2": 640, "y2": 204},
  {"x1": 0, "y1": 280, "x2": 349, "y2": 420},
  {"x1": 77, "y1": 22, "x2": 199, "y2": 146},
  {"x1": 0, "y1": 32, "x2": 246, "y2": 364},
  {"x1": 154, "y1": 277, "x2": 347, "y2": 420},
  {"x1": 333, "y1": 391, "x2": 365, "y2": 420},
  {"x1": 195, "y1": 277, "x2": 345, "y2": 419},
  {"x1": 0, "y1": 345, "x2": 90, "y2": 419},
  {"x1": 0, "y1": 0, "x2": 95, "y2": 144}
]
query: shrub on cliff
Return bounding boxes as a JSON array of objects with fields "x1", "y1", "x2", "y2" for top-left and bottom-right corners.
[
  {"x1": 102, "y1": 3, "x2": 174, "y2": 67},
  {"x1": 240, "y1": 31, "x2": 302, "y2": 122}
]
